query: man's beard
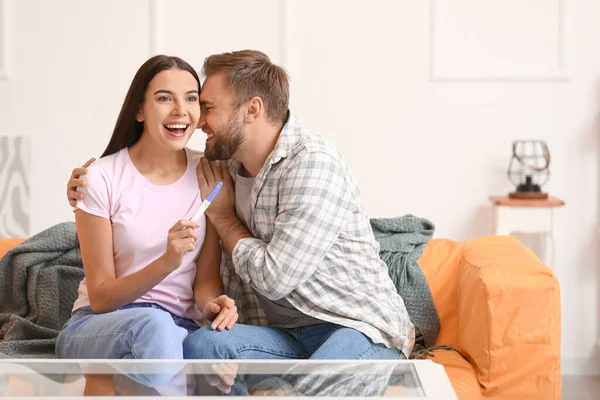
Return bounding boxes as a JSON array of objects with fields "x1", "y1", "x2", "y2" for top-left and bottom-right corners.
[{"x1": 204, "y1": 113, "x2": 245, "y2": 161}]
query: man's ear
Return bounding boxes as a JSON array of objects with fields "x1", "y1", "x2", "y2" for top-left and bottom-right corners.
[{"x1": 244, "y1": 97, "x2": 263, "y2": 123}]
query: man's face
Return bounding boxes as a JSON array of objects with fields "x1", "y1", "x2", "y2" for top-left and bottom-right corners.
[{"x1": 199, "y1": 73, "x2": 245, "y2": 161}]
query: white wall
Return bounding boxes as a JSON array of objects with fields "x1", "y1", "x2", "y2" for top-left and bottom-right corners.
[{"x1": 0, "y1": 0, "x2": 598, "y2": 374}]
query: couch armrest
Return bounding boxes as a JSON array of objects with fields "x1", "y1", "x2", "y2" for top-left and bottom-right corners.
[
  {"x1": 0, "y1": 238, "x2": 26, "y2": 259},
  {"x1": 458, "y1": 235, "x2": 561, "y2": 399}
]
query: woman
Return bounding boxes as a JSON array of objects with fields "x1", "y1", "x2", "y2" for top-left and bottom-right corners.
[{"x1": 55, "y1": 55, "x2": 237, "y2": 365}]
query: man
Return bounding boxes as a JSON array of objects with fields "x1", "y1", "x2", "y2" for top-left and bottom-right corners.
[{"x1": 67, "y1": 50, "x2": 415, "y2": 362}]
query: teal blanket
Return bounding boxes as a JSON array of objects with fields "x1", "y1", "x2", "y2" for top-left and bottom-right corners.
[{"x1": 370, "y1": 215, "x2": 439, "y2": 349}]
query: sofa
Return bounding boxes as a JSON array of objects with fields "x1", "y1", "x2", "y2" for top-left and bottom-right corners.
[
  {"x1": 0, "y1": 234, "x2": 561, "y2": 399},
  {"x1": 418, "y1": 235, "x2": 561, "y2": 399}
]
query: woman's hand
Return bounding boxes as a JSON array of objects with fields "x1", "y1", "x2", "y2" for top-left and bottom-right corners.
[
  {"x1": 203, "y1": 295, "x2": 238, "y2": 331},
  {"x1": 161, "y1": 219, "x2": 199, "y2": 272}
]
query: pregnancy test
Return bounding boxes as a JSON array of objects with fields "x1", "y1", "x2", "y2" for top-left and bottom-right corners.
[{"x1": 190, "y1": 182, "x2": 223, "y2": 222}]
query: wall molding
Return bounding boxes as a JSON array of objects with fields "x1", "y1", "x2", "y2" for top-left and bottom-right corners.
[
  {"x1": 0, "y1": 0, "x2": 12, "y2": 80},
  {"x1": 148, "y1": 0, "x2": 294, "y2": 72},
  {"x1": 280, "y1": 0, "x2": 294, "y2": 71},
  {"x1": 280, "y1": 0, "x2": 295, "y2": 108},
  {"x1": 429, "y1": 0, "x2": 568, "y2": 82},
  {"x1": 149, "y1": 0, "x2": 165, "y2": 56}
]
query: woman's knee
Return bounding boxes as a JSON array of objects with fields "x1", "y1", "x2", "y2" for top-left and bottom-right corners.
[
  {"x1": 130, "y1": 309, "x2": 187, "y2": 359},
  {"x1": 136, "y1": 309, "x2": 186, "y2": 339},
  {"x1": 55, "y1": 308, "x2": 186, "y2": 359},
  {"x1": 55, "y1": 314, "x2": 95, "y2": 358}
]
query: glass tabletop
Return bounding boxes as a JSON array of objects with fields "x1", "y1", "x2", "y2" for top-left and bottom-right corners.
[{"x1": 0, "y1": 359, "x2": 455, "y2": 399}]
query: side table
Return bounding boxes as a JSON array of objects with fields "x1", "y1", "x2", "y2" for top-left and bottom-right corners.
[{"x1": 489, "y1": 195, "x2": 565, "y2": 268}]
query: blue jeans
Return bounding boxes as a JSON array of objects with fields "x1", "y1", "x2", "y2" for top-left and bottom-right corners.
[
  {"x1": 56, "y1": 302, "x2": 199, "y2": 389},
  {"x1": 183, "y1": 322, "x2": 403, "y2": 360},
  {"x1": 183, "y1": 323, "x2": 403, "y2": 395}
]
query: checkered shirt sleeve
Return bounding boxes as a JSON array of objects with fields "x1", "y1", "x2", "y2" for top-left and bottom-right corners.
[{"x1": 232, "y1": 149, "x2": 352, "y2": 301}]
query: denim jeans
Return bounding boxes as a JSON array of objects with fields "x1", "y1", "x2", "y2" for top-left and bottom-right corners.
[
  {"x1": 56, "y1": 302, "x2": 199, "y2": 389},
  {"x1": 183, "y1": 322, "x2": 404, "y2": 395},
  {"x1": 183, "y1": 322, "x2": 404, "y2": 361}
]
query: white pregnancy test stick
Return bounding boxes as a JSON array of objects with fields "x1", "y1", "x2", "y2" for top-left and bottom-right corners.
[{"x1": 190, "y1": 182, "x2": 223, "y2": 222}]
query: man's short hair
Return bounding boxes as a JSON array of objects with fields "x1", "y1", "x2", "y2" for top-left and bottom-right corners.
[{"x1": 202, "y1": 50, "x2": 290, "y2": 125}]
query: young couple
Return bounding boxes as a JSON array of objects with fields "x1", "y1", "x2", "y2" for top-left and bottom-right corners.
[{"x1": 58, "y1": 50, "x2": 415, "y2": 368}]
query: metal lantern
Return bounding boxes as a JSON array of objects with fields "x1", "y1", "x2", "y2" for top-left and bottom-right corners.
[{"x1": 507, "y1": 140, "x2": 550, "y2": 199}]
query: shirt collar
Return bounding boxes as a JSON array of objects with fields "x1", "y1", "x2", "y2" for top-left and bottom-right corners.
[{"x1": 268, "y1": 110, "x2": 302, "y2": 164}]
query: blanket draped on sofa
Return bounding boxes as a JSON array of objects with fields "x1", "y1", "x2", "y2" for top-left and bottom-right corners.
[
  {"x1": 370, "y1": 215, "x2": 439, "y2": 350},
  {"x1": 0, "y1": 216, "x2": 439, "y2": 358},
  {"x1": 0, "y1": 222, "x2": 83, "y2": 358}
]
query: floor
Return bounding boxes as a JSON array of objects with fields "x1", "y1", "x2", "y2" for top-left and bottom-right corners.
[{"x1": 562, "y1": 375, "x2": 600, "y2": 400}]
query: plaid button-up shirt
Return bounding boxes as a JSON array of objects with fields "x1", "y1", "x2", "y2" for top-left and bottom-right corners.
[{"x1": 221, "y1": 113, "x2": 415, "y2": 358}]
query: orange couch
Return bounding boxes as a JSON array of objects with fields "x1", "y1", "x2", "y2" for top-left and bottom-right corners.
[
  {"x1": 0, "y1": 235, "x2": 560, "y2": 399},
  {"x1": 418, "y1": 235, "x2": 561, "y2": 399}
]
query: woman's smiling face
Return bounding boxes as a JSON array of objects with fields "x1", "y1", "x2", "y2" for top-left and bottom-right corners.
[{"x1": 137, "y1": 68, "x2": 200, "y2": 151}]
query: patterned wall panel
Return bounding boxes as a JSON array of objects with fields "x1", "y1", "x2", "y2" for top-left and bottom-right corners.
[{"x1": 0, "y1": 135, "x2": 30, "y2": 237}]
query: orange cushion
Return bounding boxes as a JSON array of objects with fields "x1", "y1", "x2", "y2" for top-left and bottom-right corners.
[
  {"x1": 428, "y1": 349, "x2": 483, "y2": 400},
  {"x1": 0, "y1": 238, "x2": 25, "y2": 259},
  {"x1": 458, "y1": 236, "x2": 561, "y2": 399},
  {"x1": 418, "y1": 236, "x2": 561, "y2": 400}
]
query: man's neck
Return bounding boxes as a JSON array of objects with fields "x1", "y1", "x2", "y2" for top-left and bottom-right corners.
[{"x1": 238, "y1": 121, "x2": 284, "y2": 178}]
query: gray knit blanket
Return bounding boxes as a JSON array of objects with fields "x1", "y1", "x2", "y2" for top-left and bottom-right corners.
[
  {"x1": 0, "y1": 222, "x2": 82, "y2": 358},
  {"x1": 370, "y1": 215, "x2": 439, "y2": 350}
]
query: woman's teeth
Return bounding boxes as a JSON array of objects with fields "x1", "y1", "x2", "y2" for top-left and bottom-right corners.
[
  {"x1": 166, "y1": 124, "x2": 187, "y2": 129},
  {"x1": 164, "y1": 124, "x2": 189, "y2": 136}
]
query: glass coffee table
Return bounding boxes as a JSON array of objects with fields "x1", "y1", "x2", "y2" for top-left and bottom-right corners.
[{"x1": 0, "y1": 359, "x2": 456, "y2": 399}]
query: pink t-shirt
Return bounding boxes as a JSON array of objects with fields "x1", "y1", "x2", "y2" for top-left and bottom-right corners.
[{"x1": 72, "y1": 147, "x2": 206, "y2": 321}]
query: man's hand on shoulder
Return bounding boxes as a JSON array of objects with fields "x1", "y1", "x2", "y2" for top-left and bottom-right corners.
[
  {"x1": 196, "y1": 157, "x2": 252, "y2": 255},
  {"x1": 67, "y1": 157, "x2": 95, "y2": 207},
  {"x1": 196, "y1": 158, "x2": 236, "y2": 219}
]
